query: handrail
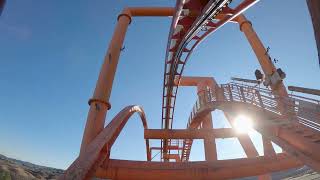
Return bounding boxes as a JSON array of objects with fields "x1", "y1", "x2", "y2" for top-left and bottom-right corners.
[{"x1": 187, "y1": 82, "x2": 320, "y2": 133}]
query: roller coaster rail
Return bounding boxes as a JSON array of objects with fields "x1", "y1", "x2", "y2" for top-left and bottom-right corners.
[{"x1": 58, "y1": 0, "x2": 320, "y2": 179}]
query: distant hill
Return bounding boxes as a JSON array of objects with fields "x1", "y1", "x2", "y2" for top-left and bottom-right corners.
[
  {"x1": 0, "y1": 154, "x2": 63, "y2": 180},
  {"x1": 0, "y1": 153, "x2": 319, "y2": 180}
]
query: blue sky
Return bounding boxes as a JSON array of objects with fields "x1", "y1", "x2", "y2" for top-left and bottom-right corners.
[{"x1": 0, "y1": 0, "x2": 319, "y2": 169}]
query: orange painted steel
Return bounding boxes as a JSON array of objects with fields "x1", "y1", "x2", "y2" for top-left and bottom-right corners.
[
  {"x1": 60, "y1": 1, "x2": 320, "y2": 179},
  {"x1": 224, "y1": 113, "x2": 260, "y2": 157},
  {"x1": 263, "y1": 137, "x2": 277, "y2": 157},
  {"x1": 145, "y1": 129, "x2": 237, "y2": 139},
  {"x1": 151, "y1": 146, "x2": 182, "y2": 150},
  {"x1": 225, "y1": 112, "x2": 273, "y2": 180},
  {"x1": 177, "y1": 76, "x2": 273, "y2": 179},
  {"x1": 288, "y1": 86, "x2": 320, "y2": 96},
  {"x1": 192, "y1": 91, "x2": 320, "y2": 171},
  {"x1": 80, "y1": 8, "x2": 131, "y2": 155},
  {"x1": 163, "y1": 154, "x2": 181, "y2": 162},
  {"x1": 202, "y1": 114, "x2": 217, "y2": 161},
  {"x1": 235, "y1": 14, "x2": 289, "y2": 115},
  {"x1": 95, "y1": 154, "x2": 301, "y2": 180},
  {"x1": 60, "y1": 106, "x2": 149, "y2": 180},
  {"x1": 80, "y1": 7, "x2": 174, "y2": 155},
  {"x1": 125, "y1": 7, "x2": 175, "y2": 17},
  {"x1": 176, "y1": 76, "x2": 218, "y2": 161},
  {"x1": 161, "y1": 0, "x2": 260, "y2": 158}
]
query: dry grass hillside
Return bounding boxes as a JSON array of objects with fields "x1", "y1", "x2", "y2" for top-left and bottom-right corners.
[{"x1": 0, "y1": 154, "x2": 63, "y2": 180}]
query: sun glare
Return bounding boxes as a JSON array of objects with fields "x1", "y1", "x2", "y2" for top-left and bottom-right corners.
[{"x1": 233, "y1": 115, "x2": 254, "y2": 134}]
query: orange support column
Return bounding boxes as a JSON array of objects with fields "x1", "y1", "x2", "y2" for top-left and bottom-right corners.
[
  {"x1": 178, "y1": 77, "x2": 218, "y2": 161},
  {"x1": 236, "y1": 14, "x2": 288, "y2": 98},
  {"x1": 263, "y1": 137, "x2": 276, "y2": 157},
  {"x1": 202, "y1": 114, "x2": 217, "y2": 161},
  {"x1": 80, "y1": 9, "x2": 132, "y2": 155},
  {"x1": 197, "y1": 82, "x2": 217, "y2": 161},
  {"x1": 236, "y1": 14, "x2": 292, "y2": 126}
]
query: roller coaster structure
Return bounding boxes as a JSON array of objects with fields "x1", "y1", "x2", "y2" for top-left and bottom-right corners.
[{"x1": 59, "y1": 0, "x2": 320, "y2": 179}]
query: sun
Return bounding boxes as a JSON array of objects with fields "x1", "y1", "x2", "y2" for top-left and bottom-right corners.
[{"x1": 233, "y1": 115, "x2": 254, "y2": 134}]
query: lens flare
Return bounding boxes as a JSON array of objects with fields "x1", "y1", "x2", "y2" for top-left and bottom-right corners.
[{"x1": 233, "y1": 115, "x2": 254, "y2": 134}]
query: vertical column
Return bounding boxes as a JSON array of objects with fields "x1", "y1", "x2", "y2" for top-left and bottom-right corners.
[
  {"x1": 80, "y1": 9, "x2": 132, "y2": 155},
  {"x1": 197, "y1": 83, "x2": 217, "y2": 161},
  {"x1": 203, "y1": 114, "x2": 217, "y2": 161},
  {"x1": 259, "y1": 138, "x2": 274, "y2": 180},
  {"x1": 263, "y1": 137, "x2": 276, "y2": 157},
  {"x1": 215, "y1": 85, "x2": 225, "y2": 102}
]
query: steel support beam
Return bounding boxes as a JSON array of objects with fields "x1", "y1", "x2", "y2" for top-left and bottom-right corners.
[
  {"x1": 125, "y1": 7, "x2": 175, "y2": 17},
  {"x1": 235, "y1": 14, "x2": 288, "y2": 100},
  {"x1": 231, "y1": 77, "x2": 260, "y2": 84},
  {"x1": 202, "y1": 114, "x2": 217, "y2": 161},
  {"x1": 80, "y1": 8, "x2": 132, "y2": 155},
  {"x1": 224, "y1": 113, "x2": 260, "y2": 157},
  {"x1": 288, "y1": 86, "x2": 320, "y2": 96},
  {"x1": 222, "y1": 102, "x2": 320, "y2": 172},
  {"x1": 226, "y1": 108, "x2": 274, "y2": 180},
  {"x1": 95, "y1": 154, "x2": 301, "y2": 180},
  {"x1": 144, "y1": 128, "x2": 237, "y2": 139}
]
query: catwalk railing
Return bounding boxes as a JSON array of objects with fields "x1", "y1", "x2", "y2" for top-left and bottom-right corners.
[
  {"x1": 187, "y1": 82, "x2": 320, "y2": 130},
  {"x1": 181, "y1": 82, "x2": 320, "y2": 161}
]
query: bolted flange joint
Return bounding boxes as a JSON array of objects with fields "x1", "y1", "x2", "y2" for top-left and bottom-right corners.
[
  {"x1": 88, "y1": 98, "x2": 111, "y2": 110},
  {"x1": 117, "y1": 8, "x2": 132, "y2": 24}
]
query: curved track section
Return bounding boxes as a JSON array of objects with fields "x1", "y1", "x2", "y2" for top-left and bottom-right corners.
[
  {"x1": 161, "y1": 0, "x2": 259, "y2": 157},
  {"x1": 60, "y1": 106, "x2": 149, "y2": 180}
]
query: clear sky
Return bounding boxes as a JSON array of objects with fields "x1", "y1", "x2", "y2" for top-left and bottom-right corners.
[{"x1": 0, "y1": 0, "x2": 319, "y2": 169}]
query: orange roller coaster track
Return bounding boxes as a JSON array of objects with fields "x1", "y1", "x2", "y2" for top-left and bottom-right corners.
[{"x1": 60, "y1": 0, "x2": 320, "y2": 179}]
